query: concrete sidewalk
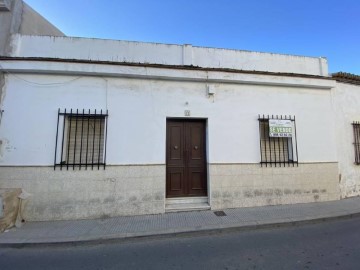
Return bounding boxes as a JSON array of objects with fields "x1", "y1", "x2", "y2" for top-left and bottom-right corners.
[{"x1": 1, "y1": 197, "x2": 360, "y2": 247}]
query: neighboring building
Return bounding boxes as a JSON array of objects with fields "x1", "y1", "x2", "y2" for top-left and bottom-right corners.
[
  {"x1": 0, "y1": 1, "x2": 358, "y2": 221},
  {"x1": 332, "y1": 73, "x2": 360, "y2": 199},
  {"x1": 0, "y1": 0, "x2": 64, "y2": 55}
]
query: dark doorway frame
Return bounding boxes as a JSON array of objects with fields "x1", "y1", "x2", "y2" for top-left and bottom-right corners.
[{"x1": 165, "y1": 117, "x2": 209, "y2": 198}]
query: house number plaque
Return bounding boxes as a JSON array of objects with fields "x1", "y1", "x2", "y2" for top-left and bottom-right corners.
[{"x1": 184, "y1": 110, "x2": 191, "y2": 116}]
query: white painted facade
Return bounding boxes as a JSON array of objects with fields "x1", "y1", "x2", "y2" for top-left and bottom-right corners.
[
  {"x1": 0, "y1": 66, "x2": 337, "y2": 166},
  {"x1": 0, "y1": 33, "x2": 346, "y2": 221},
  {"x1": 333, "y1": 81, "x2": 360, "y2": 198}
]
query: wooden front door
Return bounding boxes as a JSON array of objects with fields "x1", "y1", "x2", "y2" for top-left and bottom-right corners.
[{"x1": 166, "y1": 119, "x2": 207, "y2": 197}]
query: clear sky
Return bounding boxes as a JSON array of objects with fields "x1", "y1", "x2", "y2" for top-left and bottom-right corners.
[{"x1": 25, "y1": 0, "x2": 360, "y2": 74}]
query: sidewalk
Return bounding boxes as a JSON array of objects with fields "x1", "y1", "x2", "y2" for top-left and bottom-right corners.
[{"x1": 1, "y1": 197, "x2": 360, "y2": 247}]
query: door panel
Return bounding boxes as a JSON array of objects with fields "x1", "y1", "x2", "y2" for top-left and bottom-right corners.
[
  {"x1": 167, "y1": 167, "x2": 185, "y2": 196},
  {"x1": 166, "y1": 119, "x2": 207, "y2": 197},
  {"x1": 168, "y1": 123, "x2": 184, "y2": 166}
]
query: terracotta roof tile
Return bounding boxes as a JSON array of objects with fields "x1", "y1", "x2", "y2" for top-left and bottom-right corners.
[{"x1": 332, "y1": 72, "x2": 360, "y2": 85}]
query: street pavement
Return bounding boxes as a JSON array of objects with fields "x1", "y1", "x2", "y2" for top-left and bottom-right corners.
[
  {"x1": 1, "y1": 196, "x2": 360, "y2": 246},
  {"x1": 1, "y1": 216, "x2": 360, "y2": 269}
]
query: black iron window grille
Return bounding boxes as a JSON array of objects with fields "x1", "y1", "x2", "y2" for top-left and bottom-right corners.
[
  {"x1": 258, "y1": 115, "x2": 298, "y2": 167},
  {"x1": 352, "y1": 121, "x2": 360, "y2": 164},
  {"x1": 54, "y1": 109, "x2": 108, "y2": 170}
]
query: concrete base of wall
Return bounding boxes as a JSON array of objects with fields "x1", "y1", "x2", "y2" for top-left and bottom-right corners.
[
  {"x1": 0, "y1": 165, "x2": 166, "y2": 221},
  {"x1": 209, "y1": 163, "x2": 340, "y2": 210},
  {"x1": 0, "y1": 163, "x2": 340, "y2": 221}
]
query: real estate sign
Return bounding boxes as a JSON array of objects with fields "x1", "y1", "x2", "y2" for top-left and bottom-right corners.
[{"x1": 269, "y1": 119, "x2": 292, "y2": 137}]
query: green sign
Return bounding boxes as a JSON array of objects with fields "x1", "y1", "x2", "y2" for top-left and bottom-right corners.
[{"x1": 269, "y1": 119, "x2": 292, "y2": 137}]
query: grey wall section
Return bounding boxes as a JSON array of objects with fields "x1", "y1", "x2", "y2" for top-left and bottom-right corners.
[
  {"x1": 210, "y1": 163, "x2": 340, "y2": 210},
  {"x1": 19, "y1": 3, "x2": 64, "y2": 37},
  {"x1": 0, "y1": 165, "x2": 166, "y2": 221},
  {"x1": 0, "y1": 163, "x2": 340, "y2": 221},
  {"x1": 0, "y1": 0, "x2": 22, "y2": 55},
  {"x1": 0, "y1": 0, "x2": 64, "y2": 55}
]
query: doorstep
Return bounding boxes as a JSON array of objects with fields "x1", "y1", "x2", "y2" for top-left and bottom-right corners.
[{"x1": 165, "y1": 197, "x2": 210, "y2": 212}]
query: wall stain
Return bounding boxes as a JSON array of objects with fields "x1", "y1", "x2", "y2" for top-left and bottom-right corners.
[
  {"x1": 141, "y1": 194, "x2": 152, "y2": 202},
  {"x1": 212, "y1": 191, "x2": 220, "y2": 198},
  {"x1": 103, "y1": 197, "x2": 115, "y2": 204},
  {"x1": 154, "y1": 192, "x2": 163, "y2": 201},
  {"x1": 222, "y1": 191, "x2": 231, "y2": 198},
  {"x1": 244, "y1": 190, "x2": 253, "y2": 198},
  {"x1": 89, "y1": 198, "x2": 101, "y2": 204},
  {"x1": 264, "y1": 189, "x2": 274, "y2": 196}
]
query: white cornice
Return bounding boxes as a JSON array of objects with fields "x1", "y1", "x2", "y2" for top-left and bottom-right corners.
[
  {"x1": 0, "y1": 60, "x2": 336, "y2": 89},
  {"x1": 0, "y1": 0, "x2": 11, "y2": 11}
]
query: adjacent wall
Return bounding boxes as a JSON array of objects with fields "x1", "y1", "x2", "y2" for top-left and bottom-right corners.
[
  {"x1": 333, "y1": 82, "x2": 360, "y2": 198},
  {"x1": 0, "y1": 0, "x2": 64, "y2": 55}
]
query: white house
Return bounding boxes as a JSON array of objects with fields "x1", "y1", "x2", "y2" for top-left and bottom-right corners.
[
  {"x1": 0, "y1": 0, "x2": 358, "y2": 221},
  {"x1": 332, "y1": 73, "x2": 360, "y2": 198}
]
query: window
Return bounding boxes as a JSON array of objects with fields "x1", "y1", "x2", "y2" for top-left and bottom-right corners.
[
  {"x1": 54, "y1": 109, "x2": 108, "y2": 170},
  {"x1": 258, "y1": 115, "x2": 298, "y2": 167},
  {"x1": 352, "y1": 121, "x2": 360, "y2": 164}
]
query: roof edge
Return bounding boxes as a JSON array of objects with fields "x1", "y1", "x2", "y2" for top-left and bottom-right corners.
[{"x1": 0, "y1": 56, "x2": 333, "y2": 81}]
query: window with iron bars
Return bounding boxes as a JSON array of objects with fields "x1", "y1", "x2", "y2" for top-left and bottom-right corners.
[
  {"x1": 352, "y1": 121, "x2": 360, "y2": 164},
  {"x1": 54, "y1": 109, "x2": 108, "y2": 170},
  {"x1": 258, "y1": 115, "x2": 298, "y2": 167}
]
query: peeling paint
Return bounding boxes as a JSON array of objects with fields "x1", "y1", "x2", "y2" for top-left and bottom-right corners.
[{"x1": 0, "y1": 138, "x2": 10, "y2": 160}]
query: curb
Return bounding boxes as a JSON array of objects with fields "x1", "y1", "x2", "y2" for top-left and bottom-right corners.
[{"x1": 1, "y1": 211, "x2": 360, "y2": 248}]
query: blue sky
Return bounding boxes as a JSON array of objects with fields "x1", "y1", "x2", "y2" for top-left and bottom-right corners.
[{"x1": 25, "y1": 0, "x2": 360, "y2": 74}]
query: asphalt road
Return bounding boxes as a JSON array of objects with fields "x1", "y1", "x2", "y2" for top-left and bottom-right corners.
[{"x1": 1, "y1": 217, "x2": 360, "y2": 270}]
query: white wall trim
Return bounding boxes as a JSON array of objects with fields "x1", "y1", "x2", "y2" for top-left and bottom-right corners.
[{"x1": 0, "y1": 60, "x2": 336, "y2": 89}]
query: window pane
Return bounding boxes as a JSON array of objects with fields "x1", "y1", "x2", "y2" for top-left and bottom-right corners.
[
  {"x1": 259, "y1": 118, "x2": 296, "y2": 165},
  {"x1": 66, "y1": 117, "x2": 105, "y2": 165}
]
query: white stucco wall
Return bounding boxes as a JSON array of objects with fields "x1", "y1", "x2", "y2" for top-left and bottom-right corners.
[
  {"x1": 333, "y1": 82, "x2": 360, "y2": 198},
  {"x1": 0, "y1": 70, "x2": 337, "y2": 166},
  {"x1": 8, "y1": 34, "x2": 328, "y2": 76},
  {"x1": 0, "y1": 60, "x2": 340, "y2": 220}
]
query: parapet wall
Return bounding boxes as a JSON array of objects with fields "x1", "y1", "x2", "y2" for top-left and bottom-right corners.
[{"x1": 8, "y1": 34, "x2": 328, "y2": 76}]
